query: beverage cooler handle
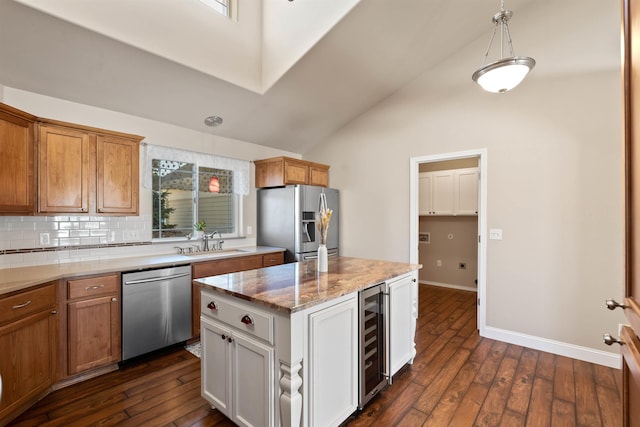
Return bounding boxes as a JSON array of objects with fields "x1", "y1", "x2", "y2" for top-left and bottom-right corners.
[{"x1": 383, "y1": 288, "x2": 391, "y2": 384}]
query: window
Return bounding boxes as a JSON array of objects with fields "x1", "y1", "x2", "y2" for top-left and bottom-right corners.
[
  {"x1": 198, "y1": 0, "x2": 238, "y2": 20},
  {"x1": 152, "y1": 159, "x2": 239, "y2": 239}
]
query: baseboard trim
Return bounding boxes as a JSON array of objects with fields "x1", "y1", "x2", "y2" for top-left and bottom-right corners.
[
  {"x1": 421, "y1": 280, "x2": 477, "y2": 293},
  {"x1": 482, "y1": 326, "x2": 621, "y2": 369}
]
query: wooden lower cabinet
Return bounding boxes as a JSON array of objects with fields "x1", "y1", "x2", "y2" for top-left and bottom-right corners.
[
  {"x1": 66, "y1": 274, "x2": 121, "y2": 375},
  {"x1": 191, "y1": 252, "x2": 284, "y2": 338},
  {"x1": 0, "y1": 283, "x2": 57, "y2": 425}
]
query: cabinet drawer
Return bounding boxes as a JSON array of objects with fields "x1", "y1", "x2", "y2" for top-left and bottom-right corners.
[
  {"x1": 68, "y1": 274, "x2": 119, "y2": 299},
  {"x1": 0, "y1": 283, "x2": 56, "y2": 324},
  {"x1": 262, "y1": 252, "x2": 284, "y2": 267},
  {"x1": 201, "y1": 290, "x2": 274, "y2": 344}
]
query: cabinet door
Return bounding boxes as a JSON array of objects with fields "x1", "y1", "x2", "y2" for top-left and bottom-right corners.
[
  {"x1": 0, "y1": 109, "x2": 34, "y2": 213},
  {"x1": 455, "y1": 168, "x2": 479, "y2": 215},
  {"x1": 201, "y1": 316, "x2": 233, "y2": 418},
  {"x1": 0, "y1": 310, "x2": 55, "y2": 421},
  {"x1": 96, "y1": 135, "x2": 139, "y2": 215},
  {"x1": 67, "y1": 294, "x2": 120, "y2": 374},
  {"x1": 232, "y1": 333, "x2": 273, "y2": 427},
  {"x1": 283, "y1": 159, "x2": 309, "y2": 185},
  {"x1": 308, "y1": 297, "x2": 358, "y2": 427},
  {"x1": 418, "y1": 173, "x2": 432, "y2": 215},
  {"x1": 431, "y1": 171, "x2": 455, "y2": 215},
  {"x1": 38, "y1": 125, "x2": 90, "y2": 213},
  {"x1": 389, "y1": 273, "x2": 417, "y2": 377}
]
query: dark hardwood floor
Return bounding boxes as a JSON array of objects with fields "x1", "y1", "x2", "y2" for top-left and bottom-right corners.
[{"x1": 8, "y1": 285, "x2": 622, "y2": 427}]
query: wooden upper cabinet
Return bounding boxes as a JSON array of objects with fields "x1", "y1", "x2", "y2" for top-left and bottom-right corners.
[
  {"x1": 254, "y1": 156, "x2": 329, "y2": 188},
  {"x1": 38, "y1": 125, "x2": 91, "y2": 214},
  {"x1": 97, "y1": 135, "x2": 139, "y2": 215},
  {"x1": 0, "y1": 103, "x2": 36, "y2": 214},
  {"x1": 36, "y1": 118, "x2": 142, "y2": 215}
]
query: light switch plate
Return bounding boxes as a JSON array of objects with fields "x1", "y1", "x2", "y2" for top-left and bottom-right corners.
[{"x1": 489, "y1": 229, "x2": 503, "y2": 240}]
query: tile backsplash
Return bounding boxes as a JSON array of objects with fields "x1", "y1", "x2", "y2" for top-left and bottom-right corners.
[{"x1": 0, "y1": 215, "x2": 164, "y2": 268}]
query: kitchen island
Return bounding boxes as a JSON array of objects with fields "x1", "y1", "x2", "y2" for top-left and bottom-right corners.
[{"x1": 195, "y1": 256, "x2": 421, "y2": 427}]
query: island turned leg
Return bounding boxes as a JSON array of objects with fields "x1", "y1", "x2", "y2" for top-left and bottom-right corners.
[{"x1": 279, "y1": 360, "x2": 303, "y2": 427}]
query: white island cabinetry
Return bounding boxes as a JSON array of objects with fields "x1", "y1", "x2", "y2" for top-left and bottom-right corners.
[
  {"x1": 388, "y1": 272, "x2": 418, "y2": 378},
  {"x1": 197, "y1": 257, "x2": 420, "y2": 427},
  {"x1": 201, "y1": 289, "x2": 358, "y2": 427}
]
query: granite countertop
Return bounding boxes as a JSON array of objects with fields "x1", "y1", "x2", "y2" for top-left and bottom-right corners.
[
  {"x1": 0, "y1": 246, "x2": 285, "y2": 296},
  {"x1": 195, "y1": 256, "x2": 422, "y2": 313}
]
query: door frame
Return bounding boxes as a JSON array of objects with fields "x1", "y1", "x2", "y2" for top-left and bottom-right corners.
[{"x1": 409, "y1": 148, "x2": 488, "y2": 335}]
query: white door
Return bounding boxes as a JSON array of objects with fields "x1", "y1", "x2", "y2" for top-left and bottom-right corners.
[
  {"x1": 418, "y1": 173, "x2": 432, "y2": 215},
  {"x1": 455, "y1": 168, "x2": 479, "y2": 215},
  {"x1": 232, "y1": 333, "x2": 273, "y2": 427},
  {"x1": 201, "y1": 316, "x2": 233, "y2": 418},
  {"x1": 388, "y1": 272, "x2": 417, "y2": 377},
  {"x1": 308, "y1": 297, "x2": 358, "y2": 427},
  {"x1": 431, "y1": 171, "x2": 455, "y2": 215}
]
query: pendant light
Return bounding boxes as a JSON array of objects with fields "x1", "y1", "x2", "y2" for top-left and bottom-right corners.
[
  {"x1": 208, "y1": 175, "x2": 220, "y2": 193},
  {"x1": 472, "y1": 1, "x2": 535, "y2": 93}
]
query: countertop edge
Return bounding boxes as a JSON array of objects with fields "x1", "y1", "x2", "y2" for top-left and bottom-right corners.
[
  {"x1": 0, "y1": 246, "x2": 285, "y2": 296},
  {"x1": 196, "y1": 258, "x2": 422, "y2": 314}
]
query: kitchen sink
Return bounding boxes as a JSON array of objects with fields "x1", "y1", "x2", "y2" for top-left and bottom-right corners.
[{"x1": 180, "y1": 248, "x2": 251, "y2": 258}]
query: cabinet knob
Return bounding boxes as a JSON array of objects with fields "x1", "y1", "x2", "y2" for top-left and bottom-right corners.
[
  {"x1": 97, "y1": 208, "x2": 103, "y2": 213},
  {"x1": 227, "y1": 337, "x2": 234, "y2": 343},
  {"x1": 241, "y1": 314, "x2": 254, "y2": 326},
  {"x1": 603, "y1": 333, "x2": 624, "y2": 346},
  {"x1": 51, "y1": 310, "x2": 58, "y2": 315},
  {"x1": 207, "y1": 301, "x2": 218, "y2": 310},
  {"x1": 605, "y1": 299, "x2": 627, "y2": 310},
  {"x1": 81, "y1": 208, "x2": 88, "y2": 213},
  {"x1": 111, "y1": 297, "x2": 118, "y2": 302},
  {"x1": 221, "y1": 334, "x2": 227, "y2": 340}
]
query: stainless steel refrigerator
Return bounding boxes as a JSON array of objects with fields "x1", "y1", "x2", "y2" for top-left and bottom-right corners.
[{"x1": 257, "y1": 185, "x2": 339, "y2": 263}]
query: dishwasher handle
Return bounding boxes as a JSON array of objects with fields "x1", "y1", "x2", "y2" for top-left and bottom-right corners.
[{"x1": 124, "y1": 272, "x2": 191, "y2": 286}]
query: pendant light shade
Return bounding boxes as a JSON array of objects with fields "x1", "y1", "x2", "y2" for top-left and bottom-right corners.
[
  {"x1": 209, "y1": 176, "x2": 220, "y2": 193},
  {"x1": 472, "y1": 2, "x2": 535, "y2": 93}
]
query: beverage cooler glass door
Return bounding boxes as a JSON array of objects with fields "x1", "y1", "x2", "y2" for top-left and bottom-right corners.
[{"x1": 358, "y1": 283, "x2": 388, "y2": 409}]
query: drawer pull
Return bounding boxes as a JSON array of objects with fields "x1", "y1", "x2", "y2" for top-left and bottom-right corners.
[
  {"x1": 12, "y1": 300, "x2": 31, "y2": 310},
  {"x1": 241, "y1": 314, "x2": 254, "y2": 326},
  {"x1": 84, "y1": 285, "x2": 105, "y2": 291},
  {"x1": 207, "y1": 301, "x2": 218, "y2": 310}
]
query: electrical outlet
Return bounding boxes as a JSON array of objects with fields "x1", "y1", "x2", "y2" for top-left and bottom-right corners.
[
  {"x1": 459, "y1": 262, "x2": 466, "y2": 270},
  {"x1": 39, "y1": 232, "x2": 50, "y2": 246},
  {"x1": 436, "y1": 259, "x2": 442, "y2": 267},
  {"x1": 247, "y1": 225, "x2": 253, "y2": 235}
]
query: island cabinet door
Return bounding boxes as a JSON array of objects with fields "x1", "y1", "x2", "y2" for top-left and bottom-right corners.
[
  {"x1": 388, "y1": 273, "x2": 418, "y2": 379},
  {"x1": 307, "y1": 296, "x2": 358, "y2": 427},
  {"x1": 232, "y1": 333, "x2": 274, "y2": 427},
  {"x1": 201, "y1": 317, "x2": 233, "y2": 419}
]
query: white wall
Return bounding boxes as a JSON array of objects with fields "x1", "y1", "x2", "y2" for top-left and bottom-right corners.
[
  {"x1": 306, "y1": 0, "x2": 625, "y2": 363},
  {"x1": 262, "y1": 0, "x2": 360, "y2": 89}
]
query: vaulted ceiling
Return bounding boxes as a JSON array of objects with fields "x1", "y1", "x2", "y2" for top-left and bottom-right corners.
[{"x1": 0, "y1": 0, "x2": 535, "y2": 154}]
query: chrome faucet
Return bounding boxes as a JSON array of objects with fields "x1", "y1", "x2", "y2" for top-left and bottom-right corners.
[{"x1": 207, "y1": 230, "x2": 224, "y2": 251}]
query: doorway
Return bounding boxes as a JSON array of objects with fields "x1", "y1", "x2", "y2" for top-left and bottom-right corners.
[{"x1": 409, "y1": 149, "x2": 487, "y2": 335}]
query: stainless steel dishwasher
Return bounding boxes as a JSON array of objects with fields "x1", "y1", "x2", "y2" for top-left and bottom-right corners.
[{"x1": 122, "y1": 265, "x2": 192, "y2": 360}]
